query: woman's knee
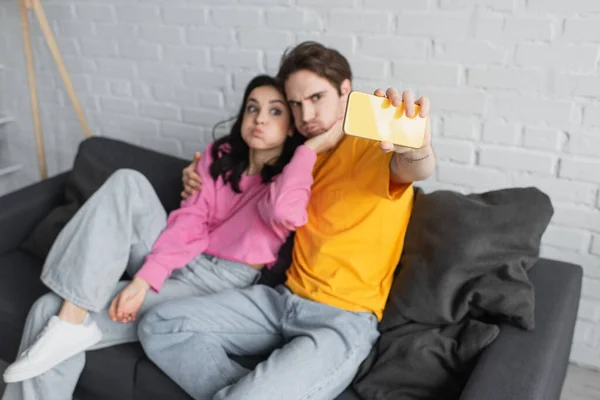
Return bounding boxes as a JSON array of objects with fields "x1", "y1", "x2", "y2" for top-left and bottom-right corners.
[
  {"x1": 107, "y1": 169, "x2": 151, "y2": 193},
  {"x1": 109, "y1": 168, "x2": 145, "y2": 183}
]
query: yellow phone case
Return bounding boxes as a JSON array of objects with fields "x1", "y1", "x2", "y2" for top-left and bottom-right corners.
[{"x1": 343, "y1": 91, "x2": 428, "y2": 149}]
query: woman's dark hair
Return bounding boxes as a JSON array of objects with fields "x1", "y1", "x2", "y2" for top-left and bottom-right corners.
[{"x1": 209, "y1": 75, "x2": 305, "y2": 193}]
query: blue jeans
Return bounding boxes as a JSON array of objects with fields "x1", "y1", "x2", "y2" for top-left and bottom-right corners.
[
  {"x1": 138, "y1": 284, "x2": 380, "y2": 400},
  {"x1": 2, "y1": 169, "x2": 260, "y2": 400}
]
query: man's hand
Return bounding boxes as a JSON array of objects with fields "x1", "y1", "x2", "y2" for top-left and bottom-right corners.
[
  {"x1": 108, "y1": 277, "x2": 150, "y2": 323},
  {"x1": 182, "y1": 152, "x2": 203, "y2": 199},
  {"x1": 374, "y1": 88, "x2": 436, "y2": 183},
  {"x1": 373, "y1": 88, "x2": 431, "y2": 155},
  {"x1": 304, "y1": 118, "x2": 345, "y2": 154}
]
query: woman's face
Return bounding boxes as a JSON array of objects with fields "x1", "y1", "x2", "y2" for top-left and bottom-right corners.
[{"x1": 240, "y1": 85, "x2": 292, "y2": 151}]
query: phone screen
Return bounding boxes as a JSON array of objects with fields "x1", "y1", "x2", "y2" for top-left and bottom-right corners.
[{"x1": 343, "y1": 91, "x2": 428, "y2": 149}]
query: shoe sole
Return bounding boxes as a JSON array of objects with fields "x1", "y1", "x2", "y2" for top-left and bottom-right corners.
[{"x1": 3, "y1": 329, "x2": 102, "y2": 383}]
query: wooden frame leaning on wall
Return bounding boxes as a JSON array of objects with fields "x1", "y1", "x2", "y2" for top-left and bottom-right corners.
[{"x1": 19, "y1": 0, "x2": 92, "y2": 180}]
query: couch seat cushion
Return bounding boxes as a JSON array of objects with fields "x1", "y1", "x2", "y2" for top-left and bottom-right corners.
[
  {"x1": 75, "y1": 343, "x2": 146, "y2": 400},
  {"x1": 134, "y1": 353, "x2": 362, "y2": 400}
]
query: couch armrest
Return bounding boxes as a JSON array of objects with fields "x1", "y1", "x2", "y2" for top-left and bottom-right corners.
[
  {"x1": 0, "y1": 173, "x2": 68, "y2": 255},
  {"x1": 460, "y1": 258, "x2": 582, "y2": 400}
]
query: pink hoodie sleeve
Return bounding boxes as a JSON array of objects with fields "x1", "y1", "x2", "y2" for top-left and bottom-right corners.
[
  {"x1": 257, "y1": 145, "x2": 316, "y2": 237},
  {"x1": 135, "y1": 144, "x2": 215, "y2": 292}
]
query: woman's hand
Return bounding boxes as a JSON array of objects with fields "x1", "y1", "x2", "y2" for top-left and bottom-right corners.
[
  {"x1": 109, "y1": 277, "x2": 150, "y2": 323},
  {"x1": 182, "y1": 152, "x2": 203, "y2": 199}
]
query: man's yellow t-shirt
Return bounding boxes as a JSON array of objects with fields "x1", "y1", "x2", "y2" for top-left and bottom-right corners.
[{"x1": 285, "y1": 135, "x2": 414, "y2": 321}]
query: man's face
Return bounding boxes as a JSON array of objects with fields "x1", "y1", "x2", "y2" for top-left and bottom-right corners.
[{"x1": 284, "y1": 70, "x2": 350, "y2": 139}]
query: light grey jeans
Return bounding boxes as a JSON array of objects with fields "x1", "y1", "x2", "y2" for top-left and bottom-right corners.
[
  {"x1": 139, "y1": 284, "x2": 380, "y2": 400},
  {"x1": 2, "y1": 169, "x2": 260, "y2": 400}
]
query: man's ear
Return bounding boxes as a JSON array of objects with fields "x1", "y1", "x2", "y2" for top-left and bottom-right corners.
[
  {"x1": 340, "y1": 79, "x2": 352, "y2": 96},
  {"x1": 287, "y1": 125, "x2": 294, "y2": 137}
]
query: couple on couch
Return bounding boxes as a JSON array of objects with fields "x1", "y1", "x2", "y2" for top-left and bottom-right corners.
[{"x1": 2, "y1": 41, "x2": 436, "y2": 400}]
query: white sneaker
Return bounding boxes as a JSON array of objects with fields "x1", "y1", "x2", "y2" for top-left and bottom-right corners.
[{"x1": 3, "y1": 315, "x2": 102, "y2": 383}]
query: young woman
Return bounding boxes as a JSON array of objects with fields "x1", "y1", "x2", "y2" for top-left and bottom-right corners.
[{"x1": 2, "y1": 75, "x2": 316, "y2": 400}]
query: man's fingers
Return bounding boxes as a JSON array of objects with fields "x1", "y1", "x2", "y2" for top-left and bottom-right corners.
[
  {"x1": 193, "y1": 152, "x2": 201, "y2": 162},
  {"x1": 386, "y1": 88, "x2": 401, "y2": 107},
  {"x1": 380, "y1": 141, "x2": 394, "y2": 153},
  {"x1": 189, "y1": 176, "x2": 202, "y2": 188},
  {"x1": 415, "y1": 96, "x2": 430, "y2": 117},
  {"x1": 183, "y1": 171, "x2": 201, "y2": 186},
  {"x1": 183, "y1": 176, "x2": 200, "y2": 189},
  {"x1": 402, "y1": 91, "x2": 415, "y2": 117},
  {"x1": 373, "y1": 88, "x2": 386, "y2": 97},
  {"x1": 186, "y1": 181, "x2": 199, "y2": 190}
]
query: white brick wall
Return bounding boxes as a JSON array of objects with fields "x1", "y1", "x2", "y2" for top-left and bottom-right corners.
[{"x1": 0, "y1": 0, "x2": 599, "y2": 369}]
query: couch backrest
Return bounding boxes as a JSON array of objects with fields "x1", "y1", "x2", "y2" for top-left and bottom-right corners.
[
  {"x1": 21, "y1": 137, "x2": 190, "y2": 260},
  {"x1": 70, "y1": 137, "x2": 190, "y2": 213}
]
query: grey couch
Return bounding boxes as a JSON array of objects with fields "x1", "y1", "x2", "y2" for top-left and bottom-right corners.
[{"x1": 0, "y1": 137, "x2": 583, "y2": 400}]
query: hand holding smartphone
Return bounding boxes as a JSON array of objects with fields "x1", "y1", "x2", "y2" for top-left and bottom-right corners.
[{"x1": 342, "y1": 91, "x2": 428, "y2": 149}]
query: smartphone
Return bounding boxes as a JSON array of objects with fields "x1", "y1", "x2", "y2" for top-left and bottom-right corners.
[{"x1": 343, "y1": 91, "x2": 428, "y2": 149}]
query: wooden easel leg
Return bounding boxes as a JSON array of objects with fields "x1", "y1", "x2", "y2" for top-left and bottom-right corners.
[
  {"x1": 31, "y1": 0, "x2": 92, "y2": 139},
  {"x1": 20, "y1": 0, "x2": 47, "y2": 180}
]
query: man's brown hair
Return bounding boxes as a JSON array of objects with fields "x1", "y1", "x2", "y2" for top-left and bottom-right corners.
[{"x1": 277, "y1": 41, "x2": 352, "y2": 95}]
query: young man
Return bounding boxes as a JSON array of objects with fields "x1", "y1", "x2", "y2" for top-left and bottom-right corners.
[{"x1": 138, "y1": 42, "x2": 436, "y2": 400}]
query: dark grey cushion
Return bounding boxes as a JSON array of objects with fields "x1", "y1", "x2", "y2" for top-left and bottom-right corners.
[
  {"x1": 381, "y1": 187, "x2": 553, "y2": 332},
  {"x1": 0, "y1": 173, "x2": 67, "y2": 256}
]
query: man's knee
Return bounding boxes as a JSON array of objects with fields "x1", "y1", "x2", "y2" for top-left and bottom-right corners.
[
  {"x1": 137, "y1": 306, "x2": 162, "y2": 344},
  {"x1": 137, "y1": 301, "x2": 186, "y2": 341},
  {"x1": 138, "y1": 297, "x2": 227, "y2": 345},
  {"x1": 317, "y1": 327, "x2": 354, "y2": 353}
]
